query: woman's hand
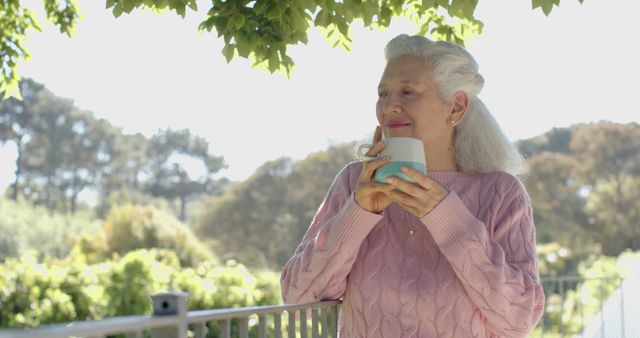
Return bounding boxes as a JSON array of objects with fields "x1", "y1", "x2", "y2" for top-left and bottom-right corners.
[
  {"x1": 383, "y1": 166, "x2": 449, "y2": 218},
  {"x1": 354, "y1": 126, "x2": 395, "y2": 214}
]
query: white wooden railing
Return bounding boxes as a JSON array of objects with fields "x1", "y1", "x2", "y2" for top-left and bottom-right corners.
[
  {"x1": 0, "y1": 292, "x2": 340, "y2": 338},
  {"x1": 1, "y1": 275, "x2": 638, "y2": 338}
]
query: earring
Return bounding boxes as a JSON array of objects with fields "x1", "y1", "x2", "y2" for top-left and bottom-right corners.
[{"x1": 449, "y1": 119, "x2": 456, "y2": 125}]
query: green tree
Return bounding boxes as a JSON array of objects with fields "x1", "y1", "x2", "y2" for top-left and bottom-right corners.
[
  {"x1": 585, "y1": 175, "x2": 640, "y2": 254},
  {"x1": 570, "y1": 122, "x2": 640, "y2": 186},
  {"x1": 516, "y1": 126, "x2": 577, "y2": 159},
  {"x1": 58, "y1": 112, "x2": 114, "y2": 213},
  {"x1": 280, "y1": 142, "x2": 357, "y2": 264},
  {"x1": 1, "y1": 0, "x2": 583, "y2": 99},
  {"x1": 1, "y1": 79, "x2": 123, "y2": 211},
  {"x1": 93, "y1": 129, "x2": 153, "y2": 217},
  {"x1": 12, "y1": 91, "x2": 112, "y2": 213},
  {"x1": 197, "y1": 142, "x2": 356, "y2": 269},
  {"x1": 570, "y1": 122, "x2": 640, "y2": 255},
  {"x1": 3, "y1": 78, "x2": 229, "y2": 216},
  {"x1": 198, "y1": 157, "x2": 294, "y2": 267},
  {"x1": 98, "y1": 132, "x2": 149, "y2": 196},
  {"x1": 519, "y1": 122, "x2": 640, "y2": 260},
  {"x1": 523, "y1": 152, "x2": 589, "y2": 256},
  {"x1": 17, "y1": 90, "x2": 77, "y2": 210},
  {"x1": 146, "y1": 129, "x2": 228, "y2": 221},
  {"x1": 0, "y1": 79, "x2": 46, "y2": 200}
]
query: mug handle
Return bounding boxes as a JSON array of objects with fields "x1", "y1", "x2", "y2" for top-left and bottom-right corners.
[{"x1": 356, "y1": 143, "x2": 378, "y2": 162}]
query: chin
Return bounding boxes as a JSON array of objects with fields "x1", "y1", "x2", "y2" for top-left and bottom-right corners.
[{"x1": 385, "y1": 131, "x2": 414, "y2": 138}]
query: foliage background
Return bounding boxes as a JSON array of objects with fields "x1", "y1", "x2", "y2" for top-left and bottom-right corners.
[{"x1": 2, "y1": 78, "x2": 640, "y2": 335}]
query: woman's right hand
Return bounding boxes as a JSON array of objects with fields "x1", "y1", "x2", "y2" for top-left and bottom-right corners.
[{"x1": 354, "y1": 126, "x2": 395, "y2": 214}]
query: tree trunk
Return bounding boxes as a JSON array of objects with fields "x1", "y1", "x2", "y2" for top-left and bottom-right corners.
[
  {"x1": 10, "y1": 139, "x2": 23, "y2": 200},
  {"x1": 70, "y1": 173, "x2": 79, "y2": 214},
  {"x1": 45, "y1": 179, "x2": 53, "y2": 210},
  {"x1": 179, "y1": 195, "x2": 187, "y2": 221},
  {"x1": 71, "y1": 191, "x2": 78, "y2": 214}
]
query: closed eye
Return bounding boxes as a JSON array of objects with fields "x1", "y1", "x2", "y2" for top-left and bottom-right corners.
[{"x1": 402, "y1": 88, "x2": 415, "y2": 95}]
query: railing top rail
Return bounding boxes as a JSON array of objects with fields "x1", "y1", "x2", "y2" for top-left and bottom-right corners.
[
  {"x1": 540, "y1": 275, "x2": 627, "y2": 282},
  {"x1": 188, "y1": 300, "x2": 340, "y2": 322},
  {"x1": 0, "y1": 315, "x2": 175, "y2": 338},
  {"x1": 0, "y1": 300, "x2": 340, "y2": 338}
]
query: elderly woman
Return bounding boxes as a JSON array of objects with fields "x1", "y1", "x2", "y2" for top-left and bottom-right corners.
[{"x1": 280, "y1": 34, "x2": 544, "y2": 337}]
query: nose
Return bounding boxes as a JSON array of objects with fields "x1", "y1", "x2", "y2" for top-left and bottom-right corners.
[{"x1": 378, "y1": 93, "x2": 402, "y2": 115}]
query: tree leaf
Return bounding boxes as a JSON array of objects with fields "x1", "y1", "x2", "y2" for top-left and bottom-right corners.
[
  {"x1": 221, "y1": 44, "x2": 235, "y2": 63},
  {"x1": 176, "y1": 5, "x2": 186, "y2": 17},
  {"x1": 236, "y1": 39, "x2": 250, "y2": 58},
  {"x1": 448, "y1": 0, "x2": 461, "y2": 17},
  {"x1": 0, "y1": 0, "x2": 589, "y2": 100},
  {"x1": 422, "y1": 0, "x2": 437, "y2": 9},
  {"x1": 380, "y1": 6, "x2": 392, "y2": 25},
  {"x1": 436, "y1": 0, "x2": 449, "y2": 8},
  {"x1": 122, "y1": 0, "x2": 135, "y2": 14},
  {"x1": 113, "y1": 4, "x2": 124, "y2": 18},
  {"x1": 336, "y1": 20, "x2": 349, "y2": 36},
  {"x1": 267, "y1": 50, "x2": 278, "y2": 73},
  {"x1": 231, "y1": 14, "x2": 245, "y2": 29},
  {"x1": 532, "y1": 0, "x2": 542, "y2": 9},
  {"x1": 461, "y1": 0, "x2": 476, "y2": 19},
  {"x1": 541, "y1": 0, "x2": 553, "y2": 15}
]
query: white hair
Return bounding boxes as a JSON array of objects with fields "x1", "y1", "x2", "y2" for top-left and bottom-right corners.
[{"x1": 384, "y1": 34, "x2": 524, "y2": 175}]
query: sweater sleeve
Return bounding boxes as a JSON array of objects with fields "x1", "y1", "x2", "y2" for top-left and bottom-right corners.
[
  {"x1": 280, "y1": 164, "x2": 383, "y2": 304},
  {"x1": 420, "y1": 176, "x2": 544, "y2": 337}
]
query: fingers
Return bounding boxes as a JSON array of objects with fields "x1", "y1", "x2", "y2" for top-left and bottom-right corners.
[
  {"x1": 373, "y1": 125, "x2": 382, "y2": 143},
  {"x1": 399, "y1": 166, "x2": 432, "y2": 189},
  {"x1": 354, "y1": 182, "x2": 394, "y2": 213},
  {"x1": 360, "y1": 127, "x2": 387, "y2": 181},
  {"x1": 365, "y1": 140, "x2": 385, "y2": 157},
  {"x1": 385, "y1": 177, "x2": 430, "y2": 207},
  {"x1": 383, "y1": 170, "x2": 449, "y2": 217},
  {"x1": 398, "y1": 167, "x2": 449, "y2": 196},
  {"x1": 384, "y1": 176, "x2": 426, "y2": 199},
  {"x1": 384, "y1": 188, "x2": 419, "y2": 208},
  {"x1": 362, "y1": 182, "x2": 395, "y2": 193},
  {"x1": 365, "y1": 126, "x2": 384, "y2": 157},
  {"x1": 384, "y1": 187, "x2": 434, "y2": 218},
  {"x1": 360, "y1": 156, "x2": 390, "y2": 182}
]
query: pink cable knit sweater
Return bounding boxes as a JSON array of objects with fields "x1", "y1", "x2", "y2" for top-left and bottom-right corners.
[{"x1": 281, "y1": 162, "x2": 544, "y2": 337}]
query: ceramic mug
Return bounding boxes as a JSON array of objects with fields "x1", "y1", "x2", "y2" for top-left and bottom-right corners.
[{"x1": 357, "y1": 136, "x2": 427, "y2": 183}]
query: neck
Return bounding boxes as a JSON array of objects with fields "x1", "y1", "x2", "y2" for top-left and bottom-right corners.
[{"x1": 425, "y1": 142, "x2": 458, "y2": 171}]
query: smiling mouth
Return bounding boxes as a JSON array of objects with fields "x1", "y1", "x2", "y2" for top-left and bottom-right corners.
[{"x1": 386, "y1": 121, "x2": 412, "y2": 128}]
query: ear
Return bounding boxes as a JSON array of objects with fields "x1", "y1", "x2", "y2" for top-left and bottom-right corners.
[{"x1": 448, "y1": 91, "x2": 468, "y2": 126}]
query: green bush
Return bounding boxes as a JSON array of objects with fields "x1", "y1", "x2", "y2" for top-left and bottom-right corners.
[
  {"x1": 539, "y1": 250, "x2": 640, "y2": 335},
  {"x1": 100, "y1": 204, "x2": 214, "y2": 267},
  {"x1": 0, "y1": 251, "x2": 81, "y2": 327},
  {"x1": 0, "y1": 248, "x2": 282, "y2": 332},
  {"x1": 0, "y1": 197, "x2": 101, "y2": 261},
  {"x1": 96, "y1": 188, "x2": 176, "y2": 220}
]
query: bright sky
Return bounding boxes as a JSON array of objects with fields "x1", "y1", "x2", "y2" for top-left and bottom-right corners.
[{"x1": 1, "y1": 0, "x2": 639, "y2": 189}]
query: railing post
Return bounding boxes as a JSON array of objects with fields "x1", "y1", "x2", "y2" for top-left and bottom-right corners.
[
  {"x1": 150, "y1": 291, "x2": 190, "y2": 338},
  {"x1": 333, "y1": 304, "x2": 340, "y2": 338},
  {"x1": 619, "y1": 277, "x2": 625, "y2": 338}
]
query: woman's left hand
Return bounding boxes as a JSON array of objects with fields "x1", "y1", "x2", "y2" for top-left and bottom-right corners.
[{"x1": 383, "y1": 166, "x2": 449, "y2": 218}]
